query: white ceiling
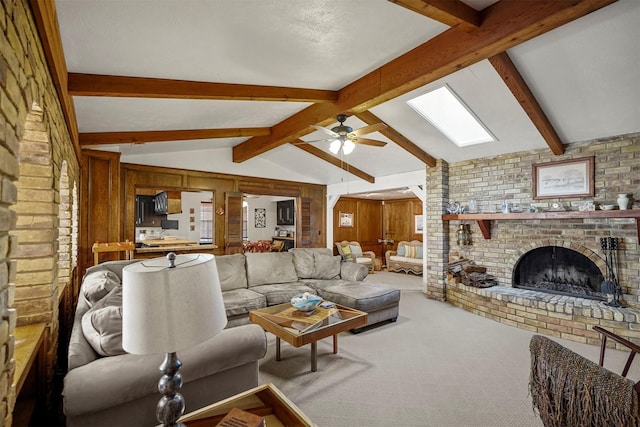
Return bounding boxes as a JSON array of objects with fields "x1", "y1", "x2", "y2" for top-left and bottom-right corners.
[{"x1": 55, "y1": 0, "x2": 640, "y2": 188}]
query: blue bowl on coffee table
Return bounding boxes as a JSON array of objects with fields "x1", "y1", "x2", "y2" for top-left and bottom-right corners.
[{"x1": 290, "y1": 294, "x2": 322, "y2": 312}]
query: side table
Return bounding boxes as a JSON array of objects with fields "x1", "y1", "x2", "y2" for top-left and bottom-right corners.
[{"x1": 178, "y1": 383, "x2": 315, "y2": 426}]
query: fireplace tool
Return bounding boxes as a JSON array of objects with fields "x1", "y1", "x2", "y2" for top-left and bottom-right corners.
[{"x1": 600, "y1": 237, "x2": 623, "y2": 307}]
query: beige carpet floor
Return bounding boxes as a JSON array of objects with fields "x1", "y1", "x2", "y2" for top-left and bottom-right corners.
[{"x1": 258, "y1": 271, "x2": 639, "y2": 426}]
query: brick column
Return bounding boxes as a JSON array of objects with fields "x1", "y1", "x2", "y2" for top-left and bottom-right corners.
[{"x1": 425, "y1": 160, "x2": 449, "y2": 301}]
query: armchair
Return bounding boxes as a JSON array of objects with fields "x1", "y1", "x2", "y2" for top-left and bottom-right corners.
[
  {"x1": 335, "y1": 241, "x2": 376, "y2": 273},
  {"x1": 529, "y1": 328, "x2": 640, "y2": 427}
]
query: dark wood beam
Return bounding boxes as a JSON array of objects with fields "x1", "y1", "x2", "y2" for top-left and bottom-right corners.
[
  {"x1": 79, "y1": 128, "x2": 271, "y2": 146},
  {"x1": 29, "y1": 0, "x2": 81, "y2": 158},
  {"x1": 355, "y1": 111, "x2": 437, "y2": 167},
  {"x1": 233, "y1": 0, "x2": 616, "y2": 163},
  {"x1": 68, "y1": 73, "x2": 338, "y2": 103},
  {"x1": 388, "y1": 0, "x2": 481, "y2": 32},
  {"x1": 293, "y1": 142, "x2": 375, "y2": 183},
  {"x1": 489, "y1": 52, "x2": 565, "y2": 155}
]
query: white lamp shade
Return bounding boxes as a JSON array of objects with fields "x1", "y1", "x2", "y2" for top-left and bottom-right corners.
[{"x1": 122, "y1": 253, "x2": 227, "y2": 354}]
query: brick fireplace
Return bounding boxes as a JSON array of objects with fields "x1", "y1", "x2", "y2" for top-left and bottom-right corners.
[
  {"x1": 424, "y1": 132, "x2": 640, "y2": 348},
  {"x1": 513, "y1": 243, "x2": 606, "y2": 300}
]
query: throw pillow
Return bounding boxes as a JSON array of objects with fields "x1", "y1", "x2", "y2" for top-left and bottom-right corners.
[
  {"x1": 416, "y1": 245, "x2": 423, "y2": 258},
  {"x1": 397, "y1": 244, "x2": 406, "y2": 257},
  {"x1": 312, "y1": 253, "x2": 341, "y2": 280},
  {"x1": 82, "y1": 270, "x2": 121, "y2": 307},
  {"x1": 405, "y1": 245, "x2": 417, "y2": 258},
  {"x1": 81, "y1": 286, "x2": 125, "y2": 356},
  {"x1": 348, "y1": 245, "x2": 363, "y2": 258}
]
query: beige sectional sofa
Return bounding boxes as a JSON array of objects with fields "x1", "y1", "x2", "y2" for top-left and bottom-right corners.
[
  {"x1": 220, "y1": 248, "x2": 400, "y2": 329},
  {"x1": 64, "y1": 248, "x2": 400, "y2": 426},
  {"x1": 63, "y1": 260, "x2": 267, "y2": 427},
  {"x1": 385, "y1": 240, "x2": 424, "y2": 275}
]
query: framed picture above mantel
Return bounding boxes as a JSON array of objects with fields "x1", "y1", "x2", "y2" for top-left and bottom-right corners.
[{"x1": 532, "y1": 157, "x2": 594, "y2": 199}]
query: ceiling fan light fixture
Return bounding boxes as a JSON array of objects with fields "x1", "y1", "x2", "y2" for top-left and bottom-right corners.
[
  {"x1": 329, "y1": 139, "x2": 341, "y2": 154},
  {"x1": 342, "y1": 139, "x2": 355, "y2": 154}
]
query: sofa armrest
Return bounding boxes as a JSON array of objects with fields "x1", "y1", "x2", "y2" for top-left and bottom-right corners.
[
  {"x1": 340, "y1": 262, "x2": 369, "y2": 282},
  {"x1": 385, "y1": 250, "x2": 397, "y2": 267},
  {"x1": 63, "y1": 324, "x2": 267, "y2": 417},
  {"x1": 363, "y1": 250, "x2": 376, "y2": 263}
]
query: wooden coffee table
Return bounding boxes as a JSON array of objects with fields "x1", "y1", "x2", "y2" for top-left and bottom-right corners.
[{"x1": 249, "y1": 302, "x2": 367, "y2": 372}]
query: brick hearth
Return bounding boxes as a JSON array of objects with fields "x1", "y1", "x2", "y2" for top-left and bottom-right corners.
[{"x1": 446, "y1": 280, "x2": 640, "y2": 349}]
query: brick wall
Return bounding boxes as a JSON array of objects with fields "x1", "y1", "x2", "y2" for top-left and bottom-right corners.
[
  {"x1": 430, "y1": 132, "x2": 640, "y2": 344},
  {"x1": 1, "y1": 1, "x2": 80, "y2": 424}
]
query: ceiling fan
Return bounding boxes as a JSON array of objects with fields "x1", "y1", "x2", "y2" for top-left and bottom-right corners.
[{"x1": 308, "y1": 114, "x2": 388, "y2": 155}]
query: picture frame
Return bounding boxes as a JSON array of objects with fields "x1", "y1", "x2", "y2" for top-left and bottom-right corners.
[
  {"x1": 414, "y1": 215, "x2": 424, "y2": 234},
  {"x1": 532, "y1": 157, "x2": 594, "y2": 200},
  {"x1": 254, "y1": 208, "x2": 266, "y2": 228},
  {"x1": 338, "y1": 211, "x2": 354, "y2": 227}
]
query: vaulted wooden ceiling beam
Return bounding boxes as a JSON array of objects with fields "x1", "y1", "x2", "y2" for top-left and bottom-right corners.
[
  {"x1": 293, "y1": 142, "x2": 375, "y2": 183},
  {"x1": 29, "y1": 0, "x2": 81, "y2": 157},
  {"x1": 388, "y1": 0, "x2": 481, "y2": 32},
  {"x1": 489, "y1": 52, "x2": 565, "y2": 155},
  {"x1": 355, "y1": 111, "x2": 437, "y2": 167},
  {"x1": 68, "y1": 73, "x2": 338, "y2": 103},
  {"x1": 233, "y1": 0, "x2": 616, "y2": 163},
  {"x1": 79, "y1": 128, "x2": 271, "y2": 146}
]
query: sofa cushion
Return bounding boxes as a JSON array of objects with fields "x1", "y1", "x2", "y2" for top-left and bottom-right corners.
[
  {"x1": 312, "y1": 253, "x2": 341, "y2": 280},
  {"x1": 82, "y1": 270, "x2": 121, "y2": 307},
  {"x1": 245, "y1": 252, "x2": 298, "y2": 286},
  {"x1": 81, "y1": 286, "x2": 125, "y2": 357},
  {"x1": 251, "y1": 282, "x2": 316, "y2": 305},
  {"x1": 389, "y1": 255, "x2": 423, "y2": 264},
  {"x1": 289, "y1": 248, "x2": 332, "y2": 279},
  {"x1": 222, "y1": 288, "x2": 267, "y2": 317},
  {"x1": 215, "y1": 253, "x2": 248, "y2": 291}
]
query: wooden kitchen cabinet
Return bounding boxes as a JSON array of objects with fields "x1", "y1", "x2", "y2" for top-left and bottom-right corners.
[{"x1": 277, "y1": 200, "x2": 295, "y2": 225}]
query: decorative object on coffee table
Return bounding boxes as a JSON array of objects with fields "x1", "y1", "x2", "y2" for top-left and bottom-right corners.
[{"x1": 122, "y1": 253, "x2": 227, "y2": 426}]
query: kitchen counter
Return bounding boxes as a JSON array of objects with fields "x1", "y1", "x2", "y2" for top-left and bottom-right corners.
[
  {"x1": 139, "y1": 238, "x2": 198, "y2": 247},
  {"x1": 135, "y1": 243, "x2": 218, "y2": 255}
]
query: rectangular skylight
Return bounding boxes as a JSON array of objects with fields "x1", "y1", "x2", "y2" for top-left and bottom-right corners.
[{"x1": 407, "y1": 85, "x2": 495, "y2": 147}]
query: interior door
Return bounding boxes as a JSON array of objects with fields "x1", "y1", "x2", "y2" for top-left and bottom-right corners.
[{"x1": 224, "y1": 192, "x2": 243, "y2": 254}]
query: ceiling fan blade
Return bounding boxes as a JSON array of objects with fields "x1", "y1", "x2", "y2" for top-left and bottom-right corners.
[
  {"x1": 350, "y1": 138, "x2": 387, "y2": 147},
  {"x1": 312, "y1": 125, "x2": 339, "y2": 138},
  {"x1": 348, "y1": 122, "x2": 387, "y2": 138},
  {"x1": 293, "y1": 138, "x2": 336, "y2": 145}
]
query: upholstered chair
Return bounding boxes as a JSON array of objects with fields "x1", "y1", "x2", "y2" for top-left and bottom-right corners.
[{"x1": 335, "y1": 241, "x2": 376, "y2": 273}]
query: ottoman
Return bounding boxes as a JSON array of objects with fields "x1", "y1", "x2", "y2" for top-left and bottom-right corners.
[{"x1": 311, "y1": 280, "x2": 401, "y2": 331}]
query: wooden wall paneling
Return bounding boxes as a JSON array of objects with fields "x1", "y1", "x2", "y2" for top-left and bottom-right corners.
[
  {"x1": 333, "y1": 198, "x2": 359, "y2": 245},
  {"x1": 299, "y1": 198, "x2": 312, "y2": 247},
  {"x1": 382, "y1": 198, "x2": 422, "y2": 251},
  {"x1": 81, "y1": 151, "x2": 121, "y2": 272},
  {"x1": 225, "y1": 192, "x2": 243, "y2": 254},
  {"x1": 356, "y1": 199, "x2": 383, "y2": 256}
]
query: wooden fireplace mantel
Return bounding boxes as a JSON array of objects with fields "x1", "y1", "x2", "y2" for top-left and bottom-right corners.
[{"x1": 442, "y1": 210, "x2": 640, "y2": 240}]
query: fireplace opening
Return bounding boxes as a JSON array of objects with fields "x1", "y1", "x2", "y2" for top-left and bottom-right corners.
[{"x1": 513, "y1": 246, "x2": 605, "y2": 300}]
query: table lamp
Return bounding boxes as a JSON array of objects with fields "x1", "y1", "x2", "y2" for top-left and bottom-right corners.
[{"x1": 122, "y1": 253, "x2": 227, "y2": 426}]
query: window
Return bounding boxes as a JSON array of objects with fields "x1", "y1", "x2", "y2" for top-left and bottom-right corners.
[
  {"x1": 407, "y1": 84, "x2": 495, "y2": 147},
  {"x1": 200, "y1": 202, "x2": 213, "y2": 243}
]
